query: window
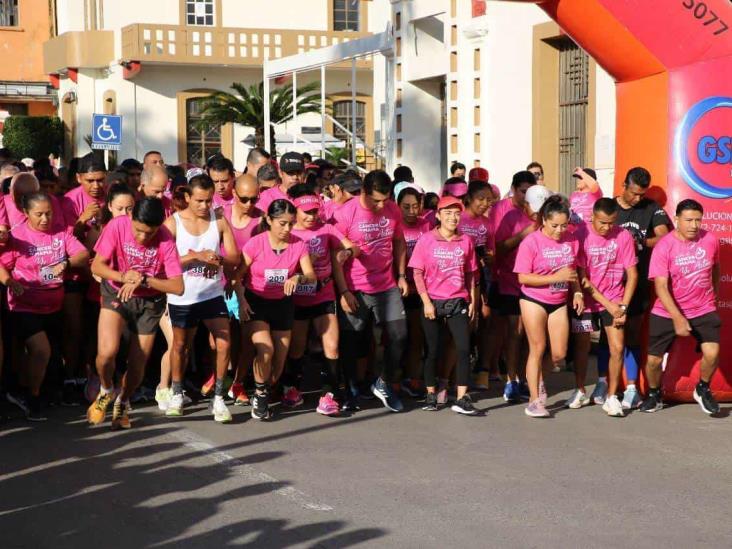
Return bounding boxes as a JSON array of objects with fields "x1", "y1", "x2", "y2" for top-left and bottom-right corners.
[
  {"x1": 558, "y1": 41, "x2": 589, "y2": 195},
  {"x1": 333, "y1": 100, "x2": 365, "y2": 142},
  {"x1": 333, "y1": 0, "x2": 359, "y2": 32},
  {"x1": 0, "y1": 0, "x2": 18, "y2": 27},
  {"x1": 186, "y1": 98, "x2": 221, "y2": 166},
  {"x1": 0, "y1": 103, "x2": 28, "y2": 115},
  {"x1": 186, "y1": 0, "x2": 215, "y2": 26}
]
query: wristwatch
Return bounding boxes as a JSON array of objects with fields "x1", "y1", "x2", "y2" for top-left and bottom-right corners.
[
  {"x1": 619, "y1": 304, "x2": 628, "y2": 314},
  {"x1": 141, "y1": 274, "x2": 149, "y2": 288}
]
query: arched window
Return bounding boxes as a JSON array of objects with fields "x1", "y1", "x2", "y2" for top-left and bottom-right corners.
[
  {"x1": 185, "y1": 97, "x2": 221, "y2": 165},
  {"x1": 333, "y1": 100, "x2": 365, "y2": 142}
]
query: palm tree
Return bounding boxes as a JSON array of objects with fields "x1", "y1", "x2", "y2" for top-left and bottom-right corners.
[{"x1": 196, "y1": 81, "x2": 323, "y2": 155}]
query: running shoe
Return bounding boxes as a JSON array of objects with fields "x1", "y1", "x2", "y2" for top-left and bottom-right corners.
[
  {"x1": 358, "y1": 381, "x2": 376, "y2": 401},
  {"x1": 693, "y1": 383, "x2": 720, "y2": 415},
  {"x1": 519, "y1": 381, "x2": 531, "y2": 401},
  {"x1": 26, "y1": 396, "x2": 47, "y2": 422},
  {"x1": 6, "y1": 391, "x2": 30, "y2": 415},
  {"x1": 639, "y1": 390, "x2": 663, "y2": 413},
  {"x1": 538, "y1": 380, "x2": 548, "y2": 406},
  {"x1": 131, "y1": 386, "x2": 154, "y2": 404},
  {"x1": 87, "y1": 391, "x2": 114, "y2": 425},
  {"x1": 565, "y1": 389, "x2": 590, "y2": 409},
  {"x1": 621, "y1": 384, "x2": 640, "y2": 410},
  {"x1": 251, "y1": 392, "x2": 270, "y2": 420},
  {"x1": 182, "y1": 391, "x2": 193, "y2": 405},
  {"x1": 590, "y1": 379, "x2": 608, "y2": 405},
  {"x1": 451, "y1": 394, "x2": 478, "y2": 415},
  {"x1": 503, "y1": 380, "x2": 520, "y2": 403},
  {"x1": 400, "y1": 379, "x2": 425, "y2": 398},
  {"x1": 210, "y1": 395, "x2": 233, "y2": 423},
  {"x1": 61, "y1": 380, "x2": 78, "y2": 407},
  {"x1": 155, "y1": 387, "x2": 171, "y2": 411},
  {"x1": 602, "y1": 395, "x2": 625, "y2": 417},
  {"x1": 341, "y1": 394, "x2": 361, "y2": 412},
  {"x1": 525, "y1": 399, "x2": 550, "y2": 418},
  {"x1": 228, "y1": 382, "x2": 250, "y2": 406},
  {"x1": 316, "y1": 393, "x2": 340, "y2": 416},
  {"x1": 436, "y1": 388, "x2": 448, "y2": 405},
  {"x1": 281, "y1": 386, "x2": 304, "y2": 408},
  {"x1": 371, "y1": 377, "x2": 403, "y2": 412},
  {"x1": 422, "y1": 393, "x2": 438, "y2": 411},
  {"x1": 111, "y1": 401, "x2": 131, "y2": 430},
  {"x1": 166, "y1": 393, "x2": 184, "y2": 417},
  {"x1": 200, "y1": 373, "x2": 215, "y2": 397},
  {"x1": 472, "y1": 371, "x2": 490, "y2": 390}
]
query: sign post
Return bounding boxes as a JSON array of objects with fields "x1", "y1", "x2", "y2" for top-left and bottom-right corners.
[{"x1": 91, "y1": 114, "x2": 122, "y2": 169}]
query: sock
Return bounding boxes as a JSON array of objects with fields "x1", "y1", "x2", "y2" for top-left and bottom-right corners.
[
  {"x1": 598, "y1": 376, "x2": 607, "y2": 383},
  {"x1": 214, "y1": 378, "x2": 225, "y2": 397},
  {"x1": 115, "y1": 394, "x2": 123, "y2": 405},
  {"x1": 100, "y1": 385, "x2": 112, "y2": 396},
  {"x1": 697, "y1": 379, "x2": 710, "y2": 389},
  {"x1": 282, "y1": 356, "x2": 305, "y2": 389},
  {"x1": 172, "y1": 381, "x2": 183, "y2": 395},
  {"x1": 596, "y1": 344, "x2": 610, "y2": 378},
  {"x1": 255, "y1": 381, "x2": 268, "y2": 396},
  {"x1": 623, "y1": 347, "x2": 640, "y2": 383},
  {"x1": 320, "y1": 358, "x2": 339, "y2": 395}
]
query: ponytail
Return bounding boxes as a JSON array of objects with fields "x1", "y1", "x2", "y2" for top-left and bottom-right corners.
[{"x1": 538, "y1": 194, "x2": 570, "y2": 224}]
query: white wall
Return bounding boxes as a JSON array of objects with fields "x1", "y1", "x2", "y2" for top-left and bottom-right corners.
[
  {"x1": 101, "y1": 0, "x2": 179, "y2": 30},
  {"x1": 222, "y1": 0, "x2": 329, "y2": 30},
  {"x1": 593, "y1": 64, "x2": 616, "y2": 197},
  {"x1": 56, "y1": 0, "x2": 86, "y2": 33}
]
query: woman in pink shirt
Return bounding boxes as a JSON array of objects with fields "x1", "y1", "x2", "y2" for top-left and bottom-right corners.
[
  {"x1": 87, "y1": 197, "x2": 184, "y2": 431},
  {"x1": 281, "y1": 184, "x2": 357, "y2": 416},
  {"x1": 239, "y1": 199, "x2": 316, "y2": 421},
  {"x1": 515, "y1": 195, "x2": 585, "y2": 418},
  {"x1": 0, "y1": 192, "x2": 89, "y2": 421},
  {"x1": 569, "y1": 167, "x2": 603, "y2": 225},
  {"x1": 409, "y1": 196, "x2": 479, "y2": 414}
]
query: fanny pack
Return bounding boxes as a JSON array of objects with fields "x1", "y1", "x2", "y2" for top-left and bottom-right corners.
[{"x1": 433, "y1": 297, "x2": 468, "y2": 318}]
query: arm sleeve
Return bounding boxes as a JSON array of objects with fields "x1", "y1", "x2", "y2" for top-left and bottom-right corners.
[{"x1": 413, "y1": 268, "x2": 427, "y2": 295}]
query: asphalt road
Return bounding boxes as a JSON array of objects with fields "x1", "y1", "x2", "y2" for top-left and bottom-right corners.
[{"x1": 2, "y1": 371, "x2": 732, "y2": 549}]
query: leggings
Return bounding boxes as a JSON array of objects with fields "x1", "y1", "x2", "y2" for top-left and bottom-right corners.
[{"x1": 421, "y1": 312, "x2": 471, "y2": 388}]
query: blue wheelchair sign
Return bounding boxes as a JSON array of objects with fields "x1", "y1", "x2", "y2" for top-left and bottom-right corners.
[{"x1": 91, "y1": 114, "x2": 122, "y2": 150}]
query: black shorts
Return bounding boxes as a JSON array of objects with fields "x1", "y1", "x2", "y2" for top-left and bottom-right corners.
[
  {"x1": 497, "y1": 292, "x2": 521, "y2": 317},
  {"x1": 168, "y1": 295, "x2": 229, "y2": 329},
  {"x1": 403, "y1": 293, "x2": 423, "y2": 311},
  {"x1": 245, "y1": 290, "x2": 294, "y2": 331},
  {"x1": 487, "y1": 283, "x2": 501, "y2": 310},
  {"x1": 648, "y1": 312, "x2": 721, "y2": 356},
  {"x1": 571, "y1": 309, "x2": 614, "y2": 333},
  {"x1": 294, "y1": 300, "x2": 336, "y2": 321},
  {"x1": 627, "y1": 280, "x2": 649, "y2": 318},
  {"x1": 520, "y1": 292, "x2": 566, "y2": 315},
  {"x1": 11, "y1": 310, "x2": 62, "y2": 341},
  {"x1": 100, "y1": 281, "x2": 166, "y2": 335}
]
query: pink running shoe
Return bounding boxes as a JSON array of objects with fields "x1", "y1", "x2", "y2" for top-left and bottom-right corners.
[
  {"x1": 281, "y1": 386, "x2": 304, "y2": 408},
  {"x1": 316, "y1": 392, "x2": 340, "y2": 416},
  {"x1": 525, "y1": 399, "x2": 550, "y2": 418},
  {"x1": 200, "y1": 373, "x2": 215, "y2": 397},
  {"x1": 538, "y1": 380, "x2": 548, "y2": 406}
]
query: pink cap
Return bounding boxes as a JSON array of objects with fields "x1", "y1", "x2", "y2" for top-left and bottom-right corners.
[
  {"x1": 293, "y1": 195, "x2": 321, "y2": 211},
  {"x1": 442, "y1": 181, "x2": 469, "y2": 198},
  {"x1": 437, "y1": 195, "x2": 464, "y2": 211}
]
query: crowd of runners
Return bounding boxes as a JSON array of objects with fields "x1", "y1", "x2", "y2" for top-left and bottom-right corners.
[{"x1": 0, "y1": 147, "x2": 722, "y2": 427}]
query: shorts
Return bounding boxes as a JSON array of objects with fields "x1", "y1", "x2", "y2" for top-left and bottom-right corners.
[
  {"x1": 100, "y1": 281, "x2": 166, "y2": 335},
  {"x1": 403, "y1": 293, "x2": 423, "y2": 311},
  {"x1": 487, "y1": 283, "x2": 501, "y2": 310},
  {"x1": 571, "y1": 309, "x2": 613, "y2": 334},
  {"x1": 648, "y1": 312, "x2": 721, "y2": 356},
  {"x1": 627, "y1": 280, "x2": 649, "y2": 318},
  {"x1": 11, "y1": 310, "x2": 62, "y2": 341},
  {"x1": 497, "y1": 292, "x2": 521, "y2": 317},
  {"x1": 338, "y1": 287, "x2": 406, "y2": 332},
  {"x1": 294, "y1": 300, "x2": 336, "y2": 321},
  {"x1": 520, "y1": 292, "x2": 566, "y2": 315},
  {"x1": 245, "y1": 289, "x2": 294, "y2": 331},
  {"x1": 167, "y1": 295, "x2": 229, "y2": 329}
]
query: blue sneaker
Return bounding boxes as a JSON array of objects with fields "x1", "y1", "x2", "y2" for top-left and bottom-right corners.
[
  {"x1": 518, "y1": 381, "x2": 530, "y2": 401},
  {"x1": 503, "y1": 380, "x2": 521, "y2": 403},
  {"x1": 371, "y1": 378, "x2": 403, "y2": 412}
]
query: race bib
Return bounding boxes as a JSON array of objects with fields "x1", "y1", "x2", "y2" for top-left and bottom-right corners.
[
  {"x1": 571, "y1": 313, "x2": 595, "y2": 334},
  {"x1": 550, "y1": 281, "x2": 568, "y2": 293},
  {"x1": 264, "y1": 268, "x2": 288, "y2": 287},
  {"x1": 188, "y1": 263, "x2": 219, "y2": 279},
  {"x1": 40, "y1": 266, "x2": 60, "y2": 285},
  {"x1": 294, "y1": 280, "x2": 317, "y2": 295}
]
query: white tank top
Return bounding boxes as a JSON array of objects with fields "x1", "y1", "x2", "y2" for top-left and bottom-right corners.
[{"x1": 167, "y1": 210, "x2": 224, "y2": 306}]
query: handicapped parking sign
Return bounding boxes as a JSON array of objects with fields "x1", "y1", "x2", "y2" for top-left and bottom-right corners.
[{"x1": 91, "y1": 114, "x2": 122, "y2": 150}]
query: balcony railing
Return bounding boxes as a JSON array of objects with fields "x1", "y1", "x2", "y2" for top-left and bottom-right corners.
[{"x1": 121, "y1": 24, "x2": 373, "y2": 68}]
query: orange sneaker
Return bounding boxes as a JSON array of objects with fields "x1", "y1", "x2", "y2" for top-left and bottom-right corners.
[
  {"x1": 111, "y1": 401, "x2": 131, "y2": 430},
  {"x1": 228, "y1": 382, "x2": 250, "y2": 406},
  {"x1": 87, "y1": 391, "x2": 114, "y2": 425},
  {"x1": 200, "y1": 373, "x2": 215, "y2": 397}
]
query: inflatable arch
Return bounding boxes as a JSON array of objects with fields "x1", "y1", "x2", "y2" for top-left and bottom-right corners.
[{"x1": 506, "y1": 0, "x2": 732, "y2": 401}]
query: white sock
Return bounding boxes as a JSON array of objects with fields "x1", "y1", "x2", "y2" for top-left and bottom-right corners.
[
  {"x1": 99, "y1": 386, "x2": 112, "y2": 396},
  {"x1": 598, "y1": 376, "x2": 607, "y2": 383}
]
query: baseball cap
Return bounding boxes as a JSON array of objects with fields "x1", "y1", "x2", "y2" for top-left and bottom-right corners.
[
  {"x1": 526, "y1": 185, "x2": 555, "y2": 214},
  {"x1": 394, "y1": 181, "x2": 425, "y2": 201},
  {"x1": 293, "y1": 195, "x2": 321, "y2": 211},
  {"x1": 437, "y1": 195, "x2": 464, "y2": 211},
  {"x1": 279, "y1": 152, "x2": 304, "y2": 173},
  {"x1": 572, "y1": 167, "x2": 597, "y2": 180},
  {"x1": 468, "y1": 167, "x2": 489, "y2": 183},
  {"x1": 186, "y1": 167, "x2": 205, "y2": 182},
  {"x1": 334, "y1": 173, "x2": 362, "y2": 193},
  {"x1": 442, "y1": 180, "x2": 469, "y2": 198}
]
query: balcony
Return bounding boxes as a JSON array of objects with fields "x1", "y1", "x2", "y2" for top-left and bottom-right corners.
[
  {"x1": 44, "y1": 30, "x2": 115, "y2": 74},
  {"x1": 121, "y1": 24, "x2": 373, "y2": 69}
]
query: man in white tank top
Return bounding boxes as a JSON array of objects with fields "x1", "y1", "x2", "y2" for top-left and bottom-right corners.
[{"x1": 163, "y1": 174, "x2": 240, "y2": 422}]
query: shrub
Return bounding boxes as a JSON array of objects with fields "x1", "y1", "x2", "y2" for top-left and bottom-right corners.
[{"x1": 3, "y1": 116, "x2": 63, "y2": 159}]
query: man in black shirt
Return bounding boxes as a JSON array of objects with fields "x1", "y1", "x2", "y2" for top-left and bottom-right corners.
[{"x1": 592, "y1": 167, "x2": 671, "y2": 409}]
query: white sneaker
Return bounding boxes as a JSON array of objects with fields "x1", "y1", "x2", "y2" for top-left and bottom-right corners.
[
  {"x1": 182, "y1": 391, "x2": 193, "y2": 405},
  {"x1": 565, "y1": 389, "x2": 590, "y2": 409},
  {"x1": 602, "y1": 394, "x2": 625, "y2": 417},
  {"x1": 621, "y1": 384, "x2": 640, "y2": 410},
  {"x1": 166, "y1": 393, "x2": 184, "y2": 417},
  {"x1": 211, "y1": 396, "x2": 232, "y2": 423},
  {"x1": 155, "y1": 387, "x2": 171, "y2": 412},
  {"x1": 590, "y1": 379, "x2": 608, "y2": 405}
]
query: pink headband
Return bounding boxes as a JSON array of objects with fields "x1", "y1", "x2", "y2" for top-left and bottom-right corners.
[
  {"x1": 293, "y1": 195, "x2": 321, "y2": 211},
  {"x1": 443, "y1": 182, "x2": 468, "y2": 197}
]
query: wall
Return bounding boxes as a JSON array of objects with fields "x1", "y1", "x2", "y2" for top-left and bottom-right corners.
[
  {"x1": 222, "y1": 0, "x2": 329, "y2": 30},
  {"x1": 56, "y1": 0, "x2": 87, "y2": 33},
  {"x1": 0, "y1": 0, "x2": 53, "y2": 82},
  {"x1": 593, "y1": 63, "x2": 616, "y2": 197},
  {"x1": 101, "y1": 0, "x2": 179, "y2": 30}
]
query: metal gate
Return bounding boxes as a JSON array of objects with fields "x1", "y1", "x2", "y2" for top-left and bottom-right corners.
[{"x1": 558, "y1": 41, "x2": 589, "y2": 196}]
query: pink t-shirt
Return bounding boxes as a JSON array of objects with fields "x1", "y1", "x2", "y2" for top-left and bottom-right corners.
[
  {"x1": 290, "y1": 223, "x2": 344, "y2": 306},
  {"x1": 514, "y1": 230, "x2": 584, "y2": 305},
  {"x1": 213, "y1": 192, "x2": 235, "y2": 209},
  {"x1": 408, "y1": 230, "x2": 478, "y2": 301},
  {"x1": 0, "y1": 222, "x2": 86, "y2": 313},
  {"x1": 242, "y1": 232, "x2": 308, "y2": 299},
  {"x1": 321, "y1": 198, "x2": 350, "y2": 224},
  {"x1": 402, "y1": 217, "x2": 431, "y2": 289},
  {"x1": 62, "y1": 185, "x2": 105, "y2": 232},
  {"x1": 222, "y1": 204, "x2": 261, "y2": 249},
  {"x1": 5, "y1": 194, "x2": 66, "y2": 231},
  {"x1": 421, "y1": 209, "x2": 438, "y2": 229},
  {"x1": 257, "y1": 185, "x2": 290, "y2": 215},
  {"x1": 459, "y1": 211, "x2": 495, "y2": 251},
  {"x1": 648, "y1": 230, "x2": 719, "y2": 319},
  {"x1": 333, "y1": 197, "x2": 403, "y2": 294},
  {"x1": 93, "y1": 215, "x2": 182, "y2": 298},
  {"x1": 487, "y1": 198, "x2": 519, "y2": 234},
  {"x1": 570, "y1": 189, "x2": 603, "y2": 224},
  {"x1": 576, "y1": 224, "x2": 637, "y2": 312},
  {"x1": 494, "y1": 208, "x2": 534, "y2": 296},
  {"x1": 0, "y1": 193, "x2": 7, "y2": 228}
]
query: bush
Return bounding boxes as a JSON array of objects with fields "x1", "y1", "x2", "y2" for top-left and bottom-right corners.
[{"x1": 2, "y1": 116, "x2": 63, "y2": 160}]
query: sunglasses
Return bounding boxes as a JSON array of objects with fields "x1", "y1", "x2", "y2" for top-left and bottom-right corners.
[{"x1": 236, "y1": 194, "x2": 258, "y2": 205}]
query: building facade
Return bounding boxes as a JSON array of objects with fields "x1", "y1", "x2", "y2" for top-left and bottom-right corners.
[{"x1": 44, "y1": 0, "x2": 386, "y2": 167}]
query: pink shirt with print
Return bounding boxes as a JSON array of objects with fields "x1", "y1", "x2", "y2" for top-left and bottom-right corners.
[
  {"x1": 459, "y1": 211, "x2": 495, "y2": 251},
  {"x1": 494, "y1": 207, "x2": 534, "y2": 296},
  {"x1": 256, "y1": 185, "x2": 289, "y2": 215},
  {"x1": 648, "y1": 230, "x2": 719, "y2": 319},
  {"x1": 570, "y1": 189, "x2": 603, "y2": 225},
  {"x1": 242, "y1": 232, "x2": 308, "y2": 299},
  {"x1": 291, "y1": 223, "x2": 344, "y2": 306},
  {"x1": 402, "y1": 217, "x2": 431, "y2": 289}
]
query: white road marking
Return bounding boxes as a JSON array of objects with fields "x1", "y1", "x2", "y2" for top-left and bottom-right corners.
[{"x1": 0, "y1": 483, "x2": 116, "y2": 516}]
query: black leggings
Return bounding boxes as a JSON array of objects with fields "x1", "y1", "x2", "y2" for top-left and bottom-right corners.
[
  {"x1": 340, "y1": 319, "x2": 408, "y2": 384},
  {"x1": 421, "y1": 311, "x2": 471, "y2": 388}
]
